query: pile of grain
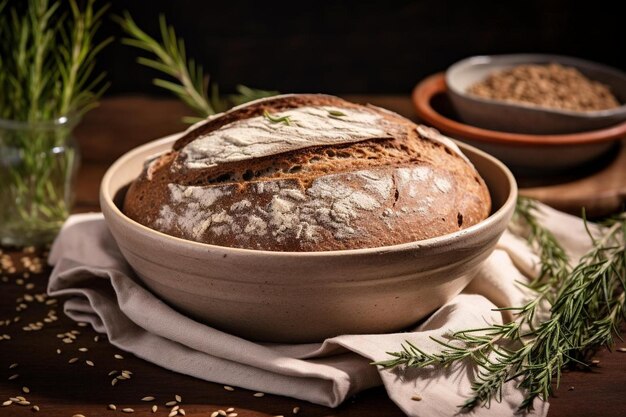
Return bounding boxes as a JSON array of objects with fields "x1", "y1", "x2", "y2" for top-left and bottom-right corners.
[{"x1": 468, "y1": 63, "x2": 620, "y2": 112}]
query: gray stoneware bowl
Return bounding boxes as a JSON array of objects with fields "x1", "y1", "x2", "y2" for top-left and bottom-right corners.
[
  {"x1": 447, "y1": 54, "x2": 626, "y2": 134},
  {"x1": 100, "y1": 134, "x2": 517, "y2": 343}
]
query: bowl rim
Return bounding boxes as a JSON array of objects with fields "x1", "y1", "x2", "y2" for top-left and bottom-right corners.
[
  {"x1": 446, "y1": 53, "x2": 626, "y2": 118},
  {"x1": 413, "y1": 73, "x2": 626, "y2": 146},
  {"x1": 100, "y1": 134, "x2": 517, "y2": 258}
]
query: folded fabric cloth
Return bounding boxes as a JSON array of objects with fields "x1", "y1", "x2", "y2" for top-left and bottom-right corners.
[{"x1": 47, "y1": 202, "x2": 594, "y2": 417}]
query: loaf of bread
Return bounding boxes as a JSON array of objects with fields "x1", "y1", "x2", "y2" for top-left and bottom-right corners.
[{"x1": 123, "y1": 94, "x2": 491, "y2": 251}]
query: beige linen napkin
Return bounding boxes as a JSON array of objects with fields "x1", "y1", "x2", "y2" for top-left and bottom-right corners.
[{"x1": 48, "y1": 202, "x2": 593, "y2": 417}]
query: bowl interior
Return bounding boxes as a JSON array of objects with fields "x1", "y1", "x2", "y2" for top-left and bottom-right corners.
[{"x1": 447, "y1": 54, "x2": 626, "y2": 116}]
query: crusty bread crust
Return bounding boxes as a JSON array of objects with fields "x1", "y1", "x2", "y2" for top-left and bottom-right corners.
[{"x1": 123, "y1": 94, "x2": 491, "y2": 251}]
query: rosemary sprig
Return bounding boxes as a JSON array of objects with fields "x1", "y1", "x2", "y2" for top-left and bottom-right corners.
[
  {"x1": 0, "y1": 0, "x2": 111, "y2": 121},
  {"x1": 115, "y1": 12, "x2": 277, "y2": 121},
  {"x1": 375, "y1": 199, "x2": 626, "y2": 412},
  {"x1": 263, "y1": 109, "x2": 292, "y2": 126}
]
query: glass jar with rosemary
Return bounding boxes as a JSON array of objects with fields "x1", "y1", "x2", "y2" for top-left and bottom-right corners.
[
  {"x1": 0, "y1": 117, "x2": 79, "y2": 246},
  {"x1": 0, "y1": 0, "x2": 110, "y2": 246}
]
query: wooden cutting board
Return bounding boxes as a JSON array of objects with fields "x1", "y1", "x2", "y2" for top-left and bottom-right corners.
[{"x1": 520, "y1": 140, "x2": 626, "y2": 217}]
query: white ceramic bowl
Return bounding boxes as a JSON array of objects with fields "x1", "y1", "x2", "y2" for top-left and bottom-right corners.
[
  {"x1": 100, "y1": 135, "x2": 517, "y2": 343},
  {"x1": 447, "y1": 54, "x2": 626, "y2": 134}
]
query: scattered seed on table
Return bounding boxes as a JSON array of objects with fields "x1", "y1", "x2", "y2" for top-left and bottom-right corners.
[
  {"x1": 111, "y1": 378, "x2": 118, "y2": 386},
  {"x1": 122, "y1": 408, "x2": 134, "y2": 413},
  {"x1": 79, "y1": 347, "x2": 88, "y2": 352},
  {"x1": 56, "y1": 349, "x2": 61, "y2": 354},
  {"x1": 273, "y1": 415, "x2": 285, "y2": 417},
  {"x1": 142, "y1": 396, "x2": 155, "y2": 401},
  {"x1": 108, "y1": 404, "x2": 117, "y2": 410},
  {"x1": 226, "y1": 408, "x2": 234, "y2": 412},
  {"x1": 85, "y1": 360, "x2": 94, "y2": 367},
  {"x1": 179, "y1": 410, "x2": 186, "y2": 416},
  {"x1": 175, "y1": 394, "x2": 182, "y2": 402},
  {"x1": 591, "y1": 359, "x2": 600, "y2": 365},
  {"x1": 172, "y1": 405, "x2": 180, "y2": 411},
  {"x1": 9, "y1": 363, "x2": 18, "y2": 369},
  {"x1": 292, "y1": 406, "x2": 300, "y2": 414},
  {"x1": 218, "y1": 411, "x2": 227, "y2": 417},
  {"x1": 17, "y1": 400, "x2": 30, "y2": 406},
  {"x1": 165, "y1": 401, "x2": 177, "y2": 407},
  {"x1": 617, "y1": 347, "x2": 626, "y2": 352},
  {"x1": 69, "y1": 358, "x2": 79, "y2": 364},
  {"x1": 72, "y1": 414, "x2": 86, "y2": 417},
  {"x1": 77, "y1": 322, "x2": 88, "y2": 327},
  {"x1": 211, "y1": 412, "x2": 219, "y2": 417},
  {"x1": 253, "y1": 392, "x2": 264, "y2": 397},
  {"x1": 2, "y1": 400, "x2": 11, "y2": 406},
  {"x1": 22, "y1": 387, "x2": 29, "y2": 393},
  {"x1": 227, "y1": 413, "x2": 237, "y2": 417},
  {"x1": 411, "y1": 395, "x2": 422, "y2": 401},
  {"x1": 151, "y1": 405, "x2": 158, "y2": 413},
  {"x1": 223, "y1": 386, "x2": 234, "y2": 391},
  {"x1": 94, "y1": 336, "x2": 100, "y2": 342},
  {"x1": 8, "y1": 374, "x2": 18, "y2": 380},
  {"x1": 114, "y1": 354, "x2": 124, "y2": 360},
  {"x1": 168, "y1": 411, "x2": 178, "y2": 417},
  {"x1": 32, "y1": 405, "x2": 40, "y2": 412}
]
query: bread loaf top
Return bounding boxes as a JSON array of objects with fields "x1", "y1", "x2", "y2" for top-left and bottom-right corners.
[{"x1": 123, "y1": 94, "x2": 491, "y2": 251}]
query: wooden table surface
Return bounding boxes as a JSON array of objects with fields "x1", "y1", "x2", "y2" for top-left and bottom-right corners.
[{"x1": 1, "y1": 95, "x2": 625, "y2": 417}]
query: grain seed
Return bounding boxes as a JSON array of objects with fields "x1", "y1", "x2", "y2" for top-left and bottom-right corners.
[
  {"x1": 172, "y1": 405, "x2": 180, "y2": 411},
  {"x1": 168, "y1": 411, "x2": 178, "y2": 417},
  {"x1": 85, "y1": 360, "x2": 94, "y2": 367},
  {"x1": 9, "y1": 363, "x2": 18, "y2": 369},
  {"x1": 2, "y1": 400, "x2": 11, "y2": 406},
  {"x1": 617, "y1": 347, "x2": 626, "y2": 352},
  {"x1": 72, "y1": 414, "x2": 86, "y2": 417},
  {"x1": 223, "y1": 386, "x2": 234, "y2": 391},
  {"x1": 108, "y1": 370, "x2": 118, "y2": 376},
  {"x1": 227, "y1": 414, "x2": 237, "y2": 417},
  {"x1": 78, "y1": 348, "x2": 88, "y2": 352},
  {"x1": 411, "y1": 394, "x2": 422, "y2": 401},
  {"x1": 122, "y1": 408, "x2": 134, "y2": 413},
  {"x1": 211, "y1": 412, "x2": 219, "y2": 417},
  {"x1": 253, "y1": 392, "x2": 264, "y2": 397},
  {"x1": 179, "y1": 410, "x2": 186, "y2": 416},
  {"x1": 165, "y1": 401, "x2": 177, "y2": 407},
  {"x1": 141, "y1": 396, "x2": 155, "y2": 401},
  {"x1": 111, "y1": 378, "x2": 118, "y2": 386},
  {"x1": 69, "y1": 357, "x2": 79, "y2": 364},
  {"x1": 292, "y1": 406, "x2": 300, "y2": 414},
  {"x1": 108, "y1": 404, "x2": 117, "y2": 410},
  {"x1": 8, "y1": 374, "x2": 18, "y2": 380},
  {"x1": 22, "y1": 387, "x2": 29, "y2": 393},
  {"x1": 56, "y1": 349, "x2": 61, "y2": 354},
  {"x1": 17, "y1": 400, "x2": 30, "y2": 406},
  {"x1": 32, "y1": 405, "x2": 40, "y2": 411},
  {"x1": 218, "y1": 411, "x2": 227, "y2": 417},
  {"x1": 226, "y1": 408, "x2": 234, "y2": 412},
  {"x1": 175, "y1": 394, "x2": 182, "y2": 402},
  {"x1": 114, "y1": 354, "x2": 124, "y2": 359},
  {"x1": 152, "y1": 405, "x2": 158, "y2": 413}
]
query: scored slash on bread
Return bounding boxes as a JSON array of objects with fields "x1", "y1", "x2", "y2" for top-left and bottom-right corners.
[{"x1": 123, "y1": 94, "x2": 491, "y2": 251}]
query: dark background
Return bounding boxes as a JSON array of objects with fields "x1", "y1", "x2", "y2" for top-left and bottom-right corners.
[{"x1": 99, "y1": 0, "x2": 625, "y2": 96}]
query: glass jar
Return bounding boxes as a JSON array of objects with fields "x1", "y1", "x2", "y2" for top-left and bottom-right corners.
[{"x1": 0, "y1": 116, "x2": 80, "y2": 247}]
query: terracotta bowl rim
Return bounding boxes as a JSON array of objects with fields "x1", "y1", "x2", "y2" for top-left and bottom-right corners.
[
  {"x1": 100, "y1": 134, "x2": 517, "y2": 258},
  {"x1": 412, "y1": 72, "x2": 626, "y2": 146}
]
